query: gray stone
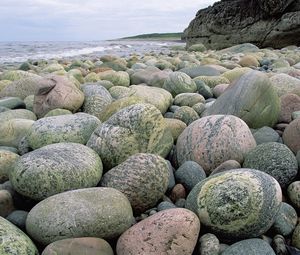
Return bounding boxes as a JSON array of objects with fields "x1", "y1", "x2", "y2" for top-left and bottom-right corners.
[{"x1": 253, "y1": 126, "x2": 280, "y2": 144}]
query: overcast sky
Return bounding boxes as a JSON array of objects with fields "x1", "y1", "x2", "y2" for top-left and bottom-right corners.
[{"x1": 0, "y1": 0, "x2": 216, "y2": 41}]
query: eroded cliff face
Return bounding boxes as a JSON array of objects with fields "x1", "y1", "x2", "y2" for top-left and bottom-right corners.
[{"x1": 183, "y1": 0, "x2": 300, "y2": 49}]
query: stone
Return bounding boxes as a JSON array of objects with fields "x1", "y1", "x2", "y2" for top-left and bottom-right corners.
[
  {"x1": 42, "y1": 63, "x2": 65, "y2": 73},
  {"x1": 33, "y1": 75, "x2": 84, "y2": 118},
  {"x1": 292, "y1": 224, "x2": 300, "y2": 249},
  {"x1": 221, "y1": 67, "x2": 252, "y2": 83},
  {"x1": 198, "y1": 233, "x2": 220, "y2": 255},
  {"x1": 6, "y1": 210, "x2": 28, "y2": 231},
  {"x1": 26, "y1": 113, "x2": 100, "y2": 149},
  {"x1": 252, "y1": 126, "x2": 280, "y2": 144},
  {"x1": 212, "y1": 83, "x2": 229, "y2": 97},
  {"x1": 23, "y1": 95, "x2": 34, "y2": 111},
  {"x1": 187, "y1": 43, "x2": 207, "y2": 52},
  {"x1": 283, "y1": 118, "x2": 300, "y2": 153},
  {"x1": 0, "y1": 190, "x2": 14, "y2": 217},
  {"x1": 173, "y1": 93, "x2": 205, "y2": 107},
  {"x1": 287, "y1": 181, "x2": 300, "y2": 209},
  {"x1": 43, "y1": 108, "x2": 72, "y2": 117},
  {"x1": 238, "y1": 55, "x2": 260, "y2": 67},
  {"x1": 210, "y1": 160, "x2": 241, "y2": 176},
  {"x1": 163, "y1": 72, "x2": 197, "y2": 97},
  {"x1": 0, "y1": 97, "x2": 25, "y2": 109},
  {"x1": 10, "y1": 143, "x2": 103, "y2": 200},
  {"x1": 109, "y1": 86, "x2": 130, "y2": 99},
  {"x1": 82, "y1": 85, "x2": 113, "y2": 119},
  {"x1": 176, "y1": 115, "x2": 256, "y2": 174},
  {"x1": 169, "y1": 184, "x2": 186, "y2": 202},
  {"x1": 279, "y1": 93, "x2": 300, "y2": 123},
  {"x1": 0, "y1": 119, "x2": 34, "y2": 148},
  {"x1": 175, "y1": 161, "x2": 206, "y2": 192},
  {"x1": 192, "y1": 102, "x2": 206, "y2": 116},
  {"x1": 157, "y1": 201, "x2": 177, "y2": 211},
  {"x1": 173, "y1": 106, "x2": 199, "y2": 125},
  {"x1": 26, "y1": 187, "x2": 134, "y2": 245},
  {"x1": 183, "y1": 0, "x2": 300, "y2": 50},
  {"x1": 186, "y1": 169, "x2": 282, "y2": 239},
  {"x1": 180, "y1": 65, "x2": 220, "y2": 79},
  {"x1": 243, "y1": 142, "x2": 298, "y2": 188},
  {"x1": 41, "y1": 237, "x2": 114, "y2": 255},
  {"x1": 0, "y1": 216, "x2": 38, "y2": 255},
  {"x1": 0, "y1": 109, "x2": 36, "y2": 122},
  {"x1": 270, "y1": 73, "x2": 300, "y2": 97},
  {"x1": 193, "y1": 76, "x2": 230, "y2": 88},
  {"x1": 203, "y1": 71, "x2": 280, "y2": 128},
  {"x1": 0, "y1": 70, "x2": 39, "y2": 81},
  {"x1": 164, "y1": 118, "x2": 187, "y2": 142},
  {"x1": 98, "y1": 70, "x2": 130, "y2": 87},
  {"x1": 100, "y1": 153, "x2": 170, "y2": 214},
  {"x1": 195, "y1": 80, "x2": 214, "y2": 98},
  {"x1": 0, "y1": 150, "x2": 19, "y2": 183},
  {"x1": 87, "y1": 103, "x2": 173, "y2": 170},
  {"x1": 271, "y1": 202, "x2": 297, "y2": 236},
  {"x1": 116, "y1": 208, "x2": 200, "y2": 255}
]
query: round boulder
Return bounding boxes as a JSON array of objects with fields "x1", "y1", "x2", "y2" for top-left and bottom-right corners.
[
  {"x1": 101, "y1": 153, "x2": 170, "y2": 214},
  {"x1": 186, "y1": 169, "x2": 282, "y2": 239},
  {"x1": 283, "y1": 118, "x2": 300, "y2": 153},
  {"x1": 116, "y1": 208, "x2": 200, "y2": 255},
  {"x1": 26, "y1": 187, "x2": 134, "y2": 245},
  {"x1": 87, "y1": 103, "x2": 173, "y2": 170},
  {"x1": 26, "y1": 112, "x2": 101, "y2": 149},
  {"x1": 243, "y1": 142, "x2": 298, "y2": 188},
  {"x1": 10, "y1": 143, "x2": 103, "y2": 200},
  {"x1": 176, "y1": 115, "x2": 256, "y2": 174}
]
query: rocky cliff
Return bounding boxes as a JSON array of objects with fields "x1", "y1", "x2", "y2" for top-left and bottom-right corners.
[{"x1": 183, "y1": 0, "x2": 300, "y2": 49}]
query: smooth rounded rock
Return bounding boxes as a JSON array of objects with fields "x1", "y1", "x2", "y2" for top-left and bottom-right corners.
[
  {"x1": 173, "y1": 93, "x2": 205, "y2": 107},
  {"x1": 283, "y1": 118, "x2": 300, "y2": 153},
  {"x1": 101, "y1": 153, "x2": 170, "y2": 214},
  {"x1": 26, "y1": 112, "x2": 101, "y2": 149},
  {"x1": 210, "y1": 160, "x2": 241, "y2": 176},
  {"x1": 252, "y1": 126, "x2": 280, "y2": 145},
  {"x1": 43, "y1": 108, "x2": 72, "y2": 117},
  {"x1": 243, "y1": 142, "x2": 298, "y2": 188},
  {"x1": 173, "y1": 106, "x2": 199, "y2": 125},
  {"x1": 292, "y1": 224, "x2": 300, "y2": 249},
  {"x1": 6, "y1": 210, "x2": 28, "y2": 231},
  {"x1": 0, "y1": 216, "x2": 38, "y2": 255},
  {"x1": 0, "y1": 150, "x2": 19, "y2": 183},
  {"x1": 42, "y1": 237, "x2": 114, "y2": 255},
  {"x1": 186, "y1": 169, "x2": 282, "y2": 239},
  {"x1": 176, "y1": 115, "x2": 256, "y2": 174},
  {"x1": 87, "y1": 103, "x2": 173, "y2": 170},
  {"x1": 116, "y1": 208, "x2": 200, "y2": 255},
  {"x1": 10, "y1": 143, "x2": 103, "y2": 200},
  {"x1": 279, "y1": 93, "x2": 300, "y2": 123},
  {"x1": 165, "y1": 118, "x2": 187, "y2": 142},
  {"x1": 199, "y1": 233, "x2": 220, "y2": 255},
  {"x1": 0, "y1": 109, "x2": 36, "y2": 122},
  {"x1": 0, "y1": 190, "x2": 14, "y2": 217},
  {"x1": 0, "y1": 97, "x2": 25, "y2": 109},
  {"x1": 26, "y1": 187, "x2": 134, "y2": 245},
  {"x1": 287, "y1": 181, "x2": 300, "y2": 209}
]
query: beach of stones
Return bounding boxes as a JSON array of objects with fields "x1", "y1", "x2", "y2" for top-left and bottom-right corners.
[{"x1": 1, "y1": 42, "x2": 300, "y2": 254}]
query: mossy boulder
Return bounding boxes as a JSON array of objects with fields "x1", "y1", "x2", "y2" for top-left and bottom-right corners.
[
  {"x1": 173, "y1": 93, "x2": 205, "y2": 107},
  {"x1": 203, "y1": 71, "x2": 280, "y2": 128},
  {"x1": 0, "y1": 150, "x2": 19, "y2": 183},
  {"x1": 188, "y1": 43, "x2": 207, "y2": 52},
  {"x1": 243, "y1": 142, "x2": 298, "y2": 188},
  {"x1": 42, "y1": 63, "x2": 65, "y2": 73},
  {"x1": 87, "y1": 103, "x2": 173, "y2": 170},
  {"x1": 165, "y1": 118, "x2": 187, "y2": 142},
  {"x1": 173, "y1": 106, "x2": 199, "y2": 125},
  {"x1": 109, "y1": 86, "x2": 131, "y2": 99},
  {"x1": 186, "y1": 169, "x2": 282, "y2": 239},
  {"x1": 44, "y1": 108, "x2": 72, "y2": 117},
  {"x1": 176, "y1": 115, "x2": 256, "y2": 174},
  {"x1": 26, "y1": 187, "x2": 134, "y2": 245},
  {"x1": 82, "y1": 85, "x2": 113, "y2": 119},
  {"x1": 221, "y1": 67, "x2": 252, "y2": 82},
  {"x1": 98, "y1": 70, "x2": 130, "y2": 87},
  {"x1": 0, "y1": 216, "x2": 38, "y2": 255},
  {"x1": 0, "y1": 70, "x2": 39, "y2": 81},
  {"x1": 193, "y1": 76, "x2": 230, "y2": 88},
  {"x1": 26, "y1": 113, "x2": 100, "y2": 149},
  {"x1": 163, "y1": 72, "x2": 197, "y2": 97},
  {"x1": 10, "y1": 143, "x2": 103, "y2": 200},
  {"x1": 101, "y1": 153, "x2": 170, "y2": 214},
  {"x1": 0, "y1": 109, "x2": 36, "y2": 122},
  {"x1": 0, "y1": 97, "x2": 25, "y2": 109},
  {"x1": 270, "y1": 73, "x2": 300, "y2": 96}
]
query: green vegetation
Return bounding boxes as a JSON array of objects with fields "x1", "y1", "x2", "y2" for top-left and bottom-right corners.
[{"x1": 121, "y1": 32, "x2": 183, "y2": 41}]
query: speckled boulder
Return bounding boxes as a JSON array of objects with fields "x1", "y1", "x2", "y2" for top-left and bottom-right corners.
[
  {"x1": 116, "y1": 208, "x2": 200, "y2": 255},
  {"x1": 222, "y1": 238, "x2": 275, "y2": 255},
  {"x1": 198, "y1": 233, "x2": 220, "y2": 255},
  {"x1": 42, "y1": 237, "x2": 114, "y2": 255},
  {"x1": 26, "y1": 187, "x2": 133, "y2": 245},
  {"x1": 87, "y1": 103, "x2": 173, "y2": 170},
  {"x1": 252, "y1": 126, "x2": 280, "y2": 145},
  {"x1": 165, "y1": 118, "x2": 187, "y2": 142},
  {"x1": 127, "y1": 85, "x2": 173, "y2": 114},
  {"x1": 193, "y1": 76, "x2": 230, "y2": 88},
  {"x1": 0, "y1": 70, "x2": 39, "y2": 81},
  {"x1": 173, "y1": 93, "x2": 205, "y2": 107},
  {"x1": 82, "y1": 85, "x2": 113, "y2": 119},
  {"x1": 98, "y1": 70, "x2": 130, "y2": 87},
  {"x1": 163, "y1": 72, "x2": 197, "y2": 97},
  {"x1": 270, "y1": 73, "x2": 300, "y2": 97},
  {"x1": 292, "y1": 224, "x2": 300, "y2": 249},
  {"x1": 271, "y1": 202, "x2": 297, "y2": 236},
  {"x1": 279, "y1": 93, "x2": 300, "y2": 123},
  {"x1": 0, "y1": 150, "x2": 19, "y2": 183},
  {"x1": 173, "y1": 106, "x2": 199, "y2": 125},
  {"x1": 287, "y1": 181, "x2": 300, "y2": 209},
  {"x1": 0, "y1": 190, "x2": 14, "y2": 217},
  {"x1": 44, "y1": 108, "x2": 72, "y2": 117},
  {"x1": 0, "y1": 119, "x2": 34, "y2": 148},
  {"x1": 33, "y1": 75, "x2": 84, "y2": 118},
  {"x1": 0, "y1": 97, "x2": 25, "y2": 109},
  {"x1": 109, "y1": 86, "x2": 130, "y2": 99},
  {"x1": 10, "y1": 143, "x2": 102, "y2": 200},
  {"x1": 283, "y1": 118, "x2": 300, "y2": 153},
  {"x1": 176, "y1": 115, "x2": 256, "y2": 174},
  {"x1": 0, "y1": 216, "x2": 38, "y2": 255},
  {"x1": 203, "y1": 71, "x2": 280, "y2": 128},
  {"x1": 101, "y1": 153, "x2": 170, "y2": 213},
  {"x1": 243, "y1": 142, "x2": 298, "y2": 188},
  {"x1": 26, "y1": 113, "x2": 100, "y2": 149},
  {"x1": 0, "y1": 109, "x2": 36, "y2": 122},
  {"x1": 186, "y1": 169, "x2": 282, "y2": 239}
]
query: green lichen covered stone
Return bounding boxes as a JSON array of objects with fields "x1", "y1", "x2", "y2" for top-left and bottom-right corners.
[
  {"x1": 0, "y1": 70, "x2": 39, "y2": 81},
  {"x1": 186, "y1": 169, "x2": 282, "y2": 239},
  {"x1": 243, "y1": 142, "x2": 298, "y2": 188},
  {"x1": 109, "y1": 86, "x2": 131, "y2": 99},
  {"x1": 173, "y1": 93, "x2": 205, "y2": 107},
  {"x1": 87, "y1": 103, "x2": 173, "y2": 170},
  {"x1": 221, "y1": 67, "x2": 252, "y2": 82},
  {"x1": 0, "y1": 119, "x2": 35, "y2": 148},
  {"x1": 163, "y1": 71, "x2": 197, "y2": 97},
  {"x1": 27, "y1": 113, "x2": 100, "y2": 149},
  {"x1": 10, "y1": 143, "x2": 103, "y2": 200},
  {"x1": 0, "y1": 97, "x2": 25, "y2": 109},
  {"x1": 222, "y1": 238, "x2": 275, "y2": 255},
  {"x1": 188, "y1": 43, "x2": 207, "y2": 52},
  {"x1": 84, "y1": 72, "x2": 100, "y2": 83},
  {"x1": 0, "y1": 80, "x2": 12, "y2": 92},
  {"x1": 203, "y1": 71, "x2": 280, "y2": 128},
  {"x1": 165, "y1": 118, "x2": 187, "y2": 142},
  {"x1": 101, "y1": 153, "x2": 170, "y2": 214},
  {"x1": 0, "y1": 150, "x2": 19, "y2": 183},
  {"x1": 193, "y1": 75, "x2": 230, "y2": 88},
  {"x1": 0, "y1": 109, "x2": 36, "y2": 122},
  {"x1": 0, "y1": 216, "x2": 38, "y2": 255},
  {"x1": 82, "y1": 85, "x2": 113, "y2": 119},
  {"x1": 44, "y1": 108, "x2": 72, "y2": 117},
  {"x1": 42, "y1": 63, "x2": 65, "y2": 73},
  {"x1": 173, "y1": 106, "x2": 199, "y2": 125},
  {"x1": 98, "y1": 70, "x2": 130, "y2": 87},
  {"x1": 26, "y1": 187, "x2": 134, "y2": 245}
]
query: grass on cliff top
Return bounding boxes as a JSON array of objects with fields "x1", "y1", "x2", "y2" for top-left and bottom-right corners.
[{"x1": 121, "y1": 32, "x2": 183, "y2": 41}]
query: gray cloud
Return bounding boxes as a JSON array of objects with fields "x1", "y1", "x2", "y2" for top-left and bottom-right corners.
[{"x1": 0, "y1": 0, "x2": 216, "y2": 41}]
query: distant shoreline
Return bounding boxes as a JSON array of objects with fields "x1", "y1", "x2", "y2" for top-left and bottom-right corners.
[{"x1": 116, "y1": 32, "x2": 184, "y2": 42}]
